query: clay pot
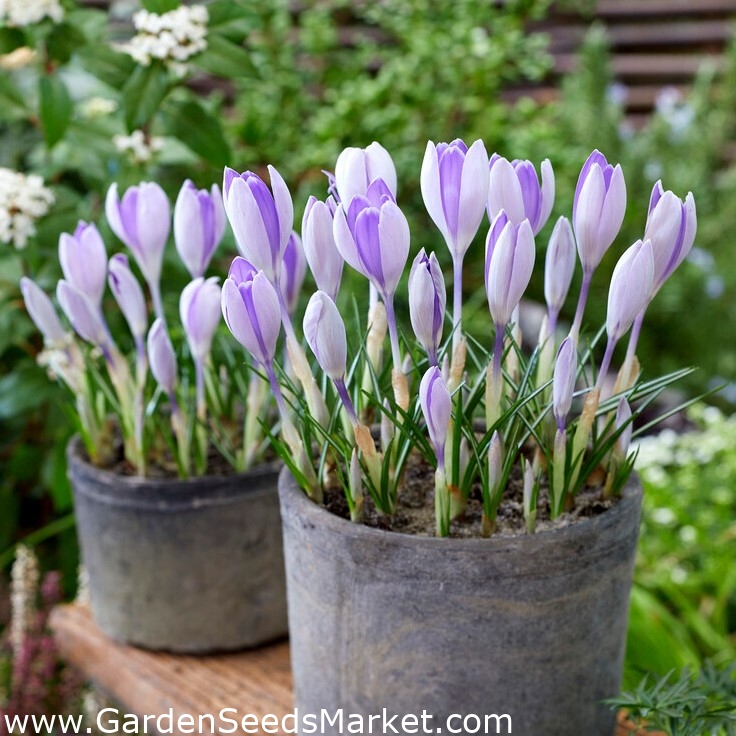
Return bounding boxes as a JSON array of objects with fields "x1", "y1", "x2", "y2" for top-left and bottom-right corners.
[
  {"x1": 68, "y1": 437, "x2": 287, "y2": 653},
  {"x1": 279, "y1": 466, "x2": 642, "y2": 736}
]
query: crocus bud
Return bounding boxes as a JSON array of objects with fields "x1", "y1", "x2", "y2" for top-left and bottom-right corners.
[
  {"x1": 420, "y1": 366, "x2": 452, "y2": 467},
  {"x1": 57, "y1": 280, "x2": 109, "y2": 348},
  {"x1": 280, "y1": 231, "x2": 307, "y2": 315},
  {"x1": 221, "y1": 266, "x2": 281, "y2": 367},
  {"x1": 20, "y1": 278, "x2": 66, "y2": 345},
  {"x1": 420, "y1": 138, "x2": 489, "y2": 261},
  {"x1": 553, "y1": 336, "x2": 577, "y2": 431},
  {"x1": 606, "y1": 239, "x2": 655, "y2": 342},
  {"x1": 303, "y1": 291, "x2": 347, "y2": 381},
  {"x1": 105, "y1": 182, "x2": 171, "y2": 287},
  {"x1": 488, "y1": 430, "x2": 503, "y2": 501},
  {"x1": 180, "y1": 277, "x2": 222, "y2": 362},
  {"x1": 485, "y1": 212, "x2": 536, "y2": 328},
  {"x1": 334, "y1": 142, "x2": 397, "y2": 205},
  {"x1": 644, "y1": 181, "x2": 697, "y2": 293},
  {"x1": 108, "y1": 254, "x2": 147, "y2": 342},
  {"x1": 408, "y1": 249, "x2": 445, "y2": 364},
  {"x1": 174, "y1": 180, "x2": 227, "y2": 279},
  {"x1": 222, "y1": 166, "x2": 293, "y2": 283},
  {"x1": 59, "y1": 222, "x2": 108, "y2": 307},
  {"x1": 333, "y1": 179, "x2": 410, "y2": 301},
  {"x1": 544, "y1": 216, "x2": 576, "y2": 318},
  {"x1": 487, "y1": 155, "x2": 554, "y2": 236},
  {"x1": 147, "y1": 318, "x2": 177, "y2": 395},
  {"x1": 573, "y1": 150, "x2": 626, "y2": 273},
  {"x1": 301, "y1": 195, "x2": 343, "y2": 300},
  {"x1": 615, "y1": 397, "x2": 633, "y2": 457}
]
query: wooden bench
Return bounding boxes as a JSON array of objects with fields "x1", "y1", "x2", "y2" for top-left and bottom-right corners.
[{"x1": 51, "y1": 604, "x2": 658, "y2": 736}]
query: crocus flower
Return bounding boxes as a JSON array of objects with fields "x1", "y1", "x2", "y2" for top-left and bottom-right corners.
[
  {"x1": 544, "y1": 216, "x2": 576, "y2": 330},
  {"x1": 221, "y1": 266, "x2": 281, "y2": 368},
  {"x1": 108, "y1": 254, "x2": 147, "y2": 344},
  {"x1": 334, "y1": 142, "x2": 397, "y2": 205},
  {"x1": 487, "y1": 155, "x2": 554, "y2": 236},
  {"x1": 58, "y1": 222, "x2": 108, "y2": 308},
  {"x1": 644, "y1": 180, "x2": 697, "y2": 293},
  {"x1": 606, "y1": 239, "x2": 654, "y2": 344},
  {"x1": 572, "y1": 150, "x2": 626, "y2": 274},
  {"x1": 173, "y1": 180, "x2": 227, "y2": 279},
  {"x1": 303, "y1": 291, "x2": 347, "y2": 382},
  {"x1": 222, "y1": 166, "x2": 293, "y2": 283},
  {"x1": 301, "y1": 195, "x2": 343, "y2": 300},
  {"x1": 615, "y1": 397, "x2": 633, "y2": 458},
  {"x1": 332, "y1": 178, "x2": 409, "y2": 302},
  {"x1": 180, "y1": 277, "x2": 222, "y2": 362},
  {"x1": 485, "y1": 212, "x2": 536, "y2": 329},
  {"x1": 147, "y1": 318, "x2": 177, "y2": 396},
  {"x1": 408, "y1": 249, "x2": 445, "y2": 365},
  {"x1": 105, "y1": 182, "x2": 171, "y2": 291},
  {"x1": 552, "y1": 336, "x2": 577, "y2": 431},
  {"x1": 56, "y1": 281, "x2": 110, "y2": 350},
  {"x1": 280, "y1": 231, "x2": 307, "y2": 315},
  {"x1": 419, "y1": 365, "x2": 452, "y2": 468},
  {"x1": 19, "y1": 278, "x2": 66, "y2": 345},
  {"x1": 420, "y1": 138, "x2": 489, "y2": 262}
]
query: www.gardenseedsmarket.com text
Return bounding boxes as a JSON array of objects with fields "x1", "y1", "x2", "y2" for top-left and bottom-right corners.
[{"x1": 5, "y1": 708, "x2": 513, "y2": 734}]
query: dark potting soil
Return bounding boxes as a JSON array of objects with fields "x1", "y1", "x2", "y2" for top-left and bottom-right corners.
[{"x1": 323, "y1": 452, "x2": 619, "y2": 538}]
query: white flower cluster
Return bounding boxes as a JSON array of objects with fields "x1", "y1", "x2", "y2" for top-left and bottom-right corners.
[
  {"x1": 0, "y1": 0, "x2": 63, "y2": 27},
  {"x1": 121, "y1": 5, "x2": 208, "y2": 68},
  {"x1": 113, "y1": 130, "x2": 165, "y2": 164},
  {"x1": 80, "y1": 96, "x2": 118, "y2": 119},
  {"x1": 0, "y1": 168, "x2": 54, "y2": 249},
  {"x1": 10, "y1": 545, "x2": 39, "y2": 658}
]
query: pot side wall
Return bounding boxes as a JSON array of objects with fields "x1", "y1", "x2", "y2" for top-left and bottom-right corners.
[
  {"x1": 279, "y1": 468, "x2": 643, "y2": 736},
  {"x1": 68, "y1": 438, "x2": 288, "y2": 653}
]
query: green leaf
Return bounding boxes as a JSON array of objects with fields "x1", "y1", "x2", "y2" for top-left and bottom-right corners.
[
  {"x1": 162, "y1": 97, "x2": 231, "y2": 168},
  {"x1": 193, "y1": 33, "x2": 254, "y2": 78},
  {"x1": 0, "y1": 27, "x2": 26, "y2": 54},
  {"x1": 46, "y1": 22, "x2": 88, "y2": 65},
  {"x1": 38, "y1": 74, "x2": 72, "y2": 148},
  {"x1": 140, "y1": 0, "x2": 179, "y2": 12},
  {"x1": 0, "y1": 73, "x2": 27, "y2": 120},
  {"x1": 77, "y1": 45, "x2": 136, "y2": 89},
  {"x1": 122, "y1": 62, "x2": 170, "y2": 131}
]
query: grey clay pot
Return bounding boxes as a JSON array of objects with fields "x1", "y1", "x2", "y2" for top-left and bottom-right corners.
[
  {"x1": 68, "y1": 437, "x2": 287, "y2": 653},
  {"x1": 279, "y1": 467, "x2": 643, "y2": 736}
]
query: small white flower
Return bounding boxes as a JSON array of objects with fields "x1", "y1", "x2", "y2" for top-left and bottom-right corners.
[
  {"x1": 0, "y1": 0, "x2": 63, "y2": 27},
  {"x1": 120, "y1": 4, "x2": 208, "y2": 70},
  {"x1": 113, "y1": 130, "x2": 165, "y2": 164},
  {"x1": 80, "y1": 97, "x2": 118, "y2": 119},
  {"x1": 0, "y1": 168, "x2": 54, "y2": 249}
]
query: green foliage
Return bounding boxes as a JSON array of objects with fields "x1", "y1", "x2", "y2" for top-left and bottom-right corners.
[
  {"x1": 625, "y1": 407, "x2": 736, "y2": 686},
  {"x1": 610, "y1": 663, "x2": 736, "y2": 736}
]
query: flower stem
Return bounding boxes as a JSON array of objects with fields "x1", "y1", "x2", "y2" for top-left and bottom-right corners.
[
  {"x1": 570, "y1": 270, "x2": 593, "y2": 343},
  {"x1": 383, "y1": 296, "x2": 403, "y2": 374},
  {"x1": 452, "y1": 255, "x2": 463, "y2": 350}
]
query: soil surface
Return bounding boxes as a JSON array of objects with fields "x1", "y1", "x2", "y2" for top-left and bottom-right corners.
[{"x1": 324, "y1": 452, "x2": 619, "y2": 538}]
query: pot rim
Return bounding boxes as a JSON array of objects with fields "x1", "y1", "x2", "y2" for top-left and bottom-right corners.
[
  {"x1": 67, "y1": 435, "x2": 281, "y2": 505},
  {"x1": 278, "y1": 464, "x2": 643, "y2": 553}
]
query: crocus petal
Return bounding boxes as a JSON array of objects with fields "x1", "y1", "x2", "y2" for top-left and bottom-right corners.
[
  {"x1": 365, "y1": 141, "x2": 397, "y2": 197},
  {"x1": 57, "y1": 281, "x2": 108, "y2": 348},
  {"x1": 280, "y1": 231, "x2": 307, "y2": 314},
  {"x1": 455, "y1": 139, "x2": 490, "y2": 254},
  {"x1": 420, "y1": 141, "x2": 449, "y2": 244},
  {"x1": 488, "y1": 156, "x2": 525, "y2": 225},
  {"x1": 408, "y1": 249, "x2": 445, "y2": 357},
  {"x1": 553, "y1": 336, "x2": 577, "y2": 430},
  {"x1": 147, "y1": 318, "x2": 177, "y2": 395},
  {"x1": 595, "y1": 164, "x2": 626, "y2": 257},
  {"x1": 573, "y1": 163, "x2": 606, "y2": 271},
  {"x1": 58, "y1": 223, "x2": 108, "y2": 307},
  {"x1": 180, "y1": 277, "x2": 222, "y2": 361},
  {"x1": 419, "y1": 365, "x2": 452, "y2": 464},
  {"x1": 606, "y1": 239, "x2": 655, "y2": 342},
  {"x1": 538, "y1": 158, "x2": 555, "y2": 234},
  {"x1": 302, "y1": 196, "x2": 343, "y2": 300},
  {"x1": 303, "y1": 290, "x2": 347, "y2": 380},
  {"x1": 108, "y1": 254, "x2": 148, "y2": 341},
  {"x1": 268, "y1": 164, "x2": 295, "y2": 255},
  {"x1": 376, "y1": 201, "x2": 410, "y2": 297},
  {"x1": 544, "y1": 216, "x2": 576, "y2": 314},
  {"x1": 20, "y1": 277, "x2": 66, "y2": 345}
]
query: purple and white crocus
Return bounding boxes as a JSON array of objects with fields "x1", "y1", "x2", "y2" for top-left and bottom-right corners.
[
  {"x1": 174, "y1": 180, "x2": 227, "y2": 279},
  {"x1": 570, "y1": 150, "x2": 627, "y2": 339},
  {"x1": 421, "y1": 139, "x2": 489, "y2": 346},
  {"x1": 334, "y1": 142, "x2": 397, "y2": 205},
  {"x1": 301, "y1": 195, "x2": 343, "y2": 301},
  {"x1": 487, "y1": 155, "x2": 555, "y2": 236},
  {"x1": 59, "y1": 222, "x2": 108, "y2": 311},
  {"x1": 408, "y1": 249, "x2": 445, "y2": 366},
  {"x1": 106, "y1": 181, "x2": 171, "y2": 323},
  {"x1": 333, "y1": 178, "x2": 410, "y2": 371}
]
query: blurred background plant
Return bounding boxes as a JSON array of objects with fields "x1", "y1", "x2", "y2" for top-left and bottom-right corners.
[{"x1": 0, "y1": 0, "x2": 734, "y2": 712}]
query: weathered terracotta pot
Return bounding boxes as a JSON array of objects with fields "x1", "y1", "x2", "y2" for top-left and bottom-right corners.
[
  {"x1": 68, "y1": 437, "x2": 287, "y2": 653},
  {"x1": 278, "y1": 466, "x2": 642, "y2": 736}
]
